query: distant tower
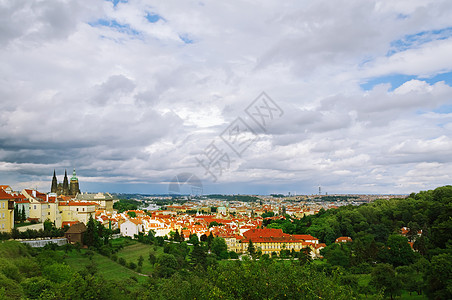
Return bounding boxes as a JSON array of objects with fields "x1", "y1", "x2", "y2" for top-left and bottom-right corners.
[
  {"x1": 69, "y1": 169, "x2": 80, "y2": 197},
  {"x1": 319, "y1": 185, "x2": 321, "y2": 196},
  {"x1": 62, "y1": 170, "x2": 69, "y2": 195},
  {"x1": 51, "y1": 170, "x2": 58, "y2": 193}
]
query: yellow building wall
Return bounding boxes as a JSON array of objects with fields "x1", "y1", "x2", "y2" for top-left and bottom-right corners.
[
  {"x1": 48, "y1": 202, "x2": 62, "y2": 228},
  {"x1": 0, "y1": 200, "x2": 14, "y2": 233},
  {"x1": 59, "y1": 204, "x2": 96, "y2": 224}
]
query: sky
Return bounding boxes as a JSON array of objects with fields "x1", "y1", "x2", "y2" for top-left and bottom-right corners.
[{"x1": 1, "y1": 0, "x2": 452, "y2": 195}]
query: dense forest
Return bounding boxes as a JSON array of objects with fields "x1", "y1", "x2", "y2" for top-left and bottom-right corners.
[{"x1": 0, "y1": 186, "x2": 450, "y2": 299}]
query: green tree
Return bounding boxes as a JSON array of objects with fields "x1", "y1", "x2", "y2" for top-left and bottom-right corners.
[
  {"x1": 370, "y1": 263, "x2": 401, "y2": 300},
  {"x1": 21, "y1": 276, "x2": 53, "y2": 299},
  {"x1": 138, "y1": 255, "x2": 144, "y2": 267},
  {"x1": 261, "y1": 211, "x2": 275, "y2": 218},
  {"x1": 425, "y1": 253, "x2": 452, "y2": 300},
  {"x1": 21, "y1": 207, "x2": 26, "y2": 222},
  {"x1": 83, "y1": 216, "x2": 99, "y2": 248},
  {"x1": 206, "y1": 232, "x2": 214, "y2": 249},
  {"x1": 14, "y1": 206, "x2": 19, "y2": 223},
  {"x1": 113, "y1": 199, "x2": 140, "y2": 213},
  {"x1": 188, "y1": 234, "x2": 199, "y2": 246},
  {"x1": 211, "y1": 237, "x2": 228, "y2": 259},
  {"x1": 173, "y1": 229, "x2": 181, "y2": 242},
  {"x1": 118, "y1": 257, "x2": 126, "y2": 266},
  {"x1": 148, "y1": 252, "x2": 156, "y2": 265},
  {"x1": 190, "y1": 245, "x2": 207, "y2": 270},
  {"x1": 208, "y1": 221, "x2": 224, "y2": 228},
  {"x1": 379, "y1": 234, "x2": 415, "y2": 267},
  {"x1": 322, "y1": 244, "x2": 350, "y2": 267},
  {"x1": 43, "y1": 219, "x2": 53, "y2": 231},
  {"x1": 298, "y1": 247, "x2": 313, "y2": 265},
  {"x1": 247, "y1": 240, "x2": 256, "y2": 258},
  {"x1": 155, "y1": 253, "x2": 178, "y2": 278},
  {"x1": 396, "y1": 265, "x2": 423, "y2": 296}
]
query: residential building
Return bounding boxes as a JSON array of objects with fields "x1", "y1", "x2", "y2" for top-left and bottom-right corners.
[
  {"x1": 59, "y1": 201, "x2": 98, "y2": 224},
  {"x1": 240, "y1": 228, "x2": 322, "y2": 256},
  {"x1": 0, "y1": 188, "x2": 15, "y2": 232},
  {"x1": 65, "y1": 222, "x2": 87, "y2": 245},
  {"x1": 76, "y1": 192, "x2": 114, "y2": 212},
  {"x1": 120, "y1": 218, "x2": 144, "y2": 237},
  {"x1": 22, "y1": 189, "x2": 50, "y2": 222}
]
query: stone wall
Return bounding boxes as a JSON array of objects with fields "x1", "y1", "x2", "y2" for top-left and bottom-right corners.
[
  {"x1": 17, "y1": 223, "x2": 44, "y2": 232},
  {"x1": 19, "y1": 238, "x2": 67, "y2": 247}
]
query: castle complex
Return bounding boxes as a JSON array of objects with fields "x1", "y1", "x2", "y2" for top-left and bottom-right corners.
[{"x1": 51, "y1": 169, "x2": 80, "y2": 197}]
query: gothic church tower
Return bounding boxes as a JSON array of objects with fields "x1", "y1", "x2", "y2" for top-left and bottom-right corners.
[
  {"x1": 62, "y1": 170, "x2": 69, "y2": 195},
  {"x1": 51, "y1": 170, "x2": 58, "y2": 193},
  {"x1": 69, "y1": 169, "x2": 80, "y2": 197}
]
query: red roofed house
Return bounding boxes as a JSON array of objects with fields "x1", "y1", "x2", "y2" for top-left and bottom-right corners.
[
  {"x1": 22, "y1": 189, "x2": 50, "y2": 222},
  {"x1": 335, "y1": 236, "x2": 353, "y2": 243},
  {"x1": 240, "y1": 228, "x2": 320, "y2": 256},
  {"x1": 0, "y1": 185, "x2": 14, "y2": 194},
  {"x1": 14, "y1": 194, "x2": 30, "y2": 220},
  {"x1": 120, "y1": 218, "x2": 144, "y2": 238},
  {"x1": 65, "y1": 222, "x2": 87, "y2": 245},
  {"x1": 0, "y1": 188, "x2": 15, "y2": 233}
]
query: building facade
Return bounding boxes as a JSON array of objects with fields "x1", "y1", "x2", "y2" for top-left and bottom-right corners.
[{"x1": 0, "y1": 189, "x2": 15, "y2": 233}]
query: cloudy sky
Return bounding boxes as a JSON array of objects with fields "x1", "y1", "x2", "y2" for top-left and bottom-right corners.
[{"x1": 1, "y1": 0, "x2": 452, "y2": 195}]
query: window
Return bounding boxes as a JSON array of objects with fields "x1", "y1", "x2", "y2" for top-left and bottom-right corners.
[
  {"x1": 48, "y1": 212, "x2": 50, "y2": 215},
  {"x1": 2, "y1": 202, "x2": 4, "y2": 208},
  {"x1": 34, "y1": 205, "x2": 36, "y2": 210},
  {"x1": 76, "y1": 208, "x2": 79, "y2": 212}
]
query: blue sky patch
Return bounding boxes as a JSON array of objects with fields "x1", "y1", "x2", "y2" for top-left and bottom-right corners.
[
  {"x1": 360, "y1": 74, "x2": 416, "y2": 91},
  {"x1": 146, "y1": 12, "x2": 163, "y2": 23},
  {"x1": 422, "y1": 71, "x2": 452, "y2": 86},
  {"x1": 361, "y1": 71, "x2": 452, "y2": 91},
  {"x1": 433, "y1": 104, "x2": 452, "y2": 114},
  {"x1": 179, "y1": 34, "x2": 194, "y2": 44},
  {"x1": 387, "y1": 27, "x2": 452, "y2": 56},
  {"x1": 89, "y1": 19, "x2": 140, "y2": 36},
  {"x1": 107, "y1": 0, "x2": 128, "y2": 7}
]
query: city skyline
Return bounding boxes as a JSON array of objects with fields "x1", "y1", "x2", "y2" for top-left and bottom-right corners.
[{"x1": 1, "y1": 0, "x2": 452, "y2": 195}]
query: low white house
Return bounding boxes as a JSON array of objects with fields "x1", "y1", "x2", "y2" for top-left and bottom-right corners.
[{"x1": 120, "y1": 218, "x2": 144, "y2": 237}]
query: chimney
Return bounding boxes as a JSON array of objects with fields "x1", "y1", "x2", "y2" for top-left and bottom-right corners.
[{"x1": 32, "y1": 190, "x2": 36, "y2": 197}]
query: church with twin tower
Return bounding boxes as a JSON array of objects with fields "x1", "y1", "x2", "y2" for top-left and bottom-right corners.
[{"x1": 51, "y1": 169, "x2": 81, "y2": 197}]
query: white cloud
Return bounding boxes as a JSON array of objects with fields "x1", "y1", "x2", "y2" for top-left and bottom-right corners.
[{"x1": 1, "y1": 0, "x2": 452, "y2": 194}]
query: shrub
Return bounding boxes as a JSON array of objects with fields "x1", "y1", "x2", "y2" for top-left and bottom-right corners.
[
  {"x1": 128, "y1": 262, "x2": 137, "y2": 270},
  {"x1": 118, "y1": 257, "x2": 126, "y2": 266}
]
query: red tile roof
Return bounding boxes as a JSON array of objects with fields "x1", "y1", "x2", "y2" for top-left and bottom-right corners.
[
  {"x1": 0, "y1": 189, "x2": 15, "y2": 200},
  {"x1": 335, "y1": 236, "x2": 353, "y2": 243},
  {"x1": 59, "y1": 201, "x2": 99, "y2": 206}
]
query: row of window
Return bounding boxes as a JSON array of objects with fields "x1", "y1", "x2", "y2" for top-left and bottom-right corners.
[{"x1": 250, "y1": 243, "x2": 302, "y2": 250}]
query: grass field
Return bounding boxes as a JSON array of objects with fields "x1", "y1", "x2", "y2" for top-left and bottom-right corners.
[
  {"x1": 62, "y1": 249, "x2": 149, "y2": 284},
  {"x1": 115, "y1": 239, "x2": 163, "y2": 275},
  {"x1": 400, "y1": 291, "x2": 427, "y2": 299}
]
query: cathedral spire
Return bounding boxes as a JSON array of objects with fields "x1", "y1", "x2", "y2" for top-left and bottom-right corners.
[
  {"x1": 63, "y1": 169, "x2": 69, "y2": 195},
  {"x1": 51, "y1": 170, "x2": 58, "y2": 193}
]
